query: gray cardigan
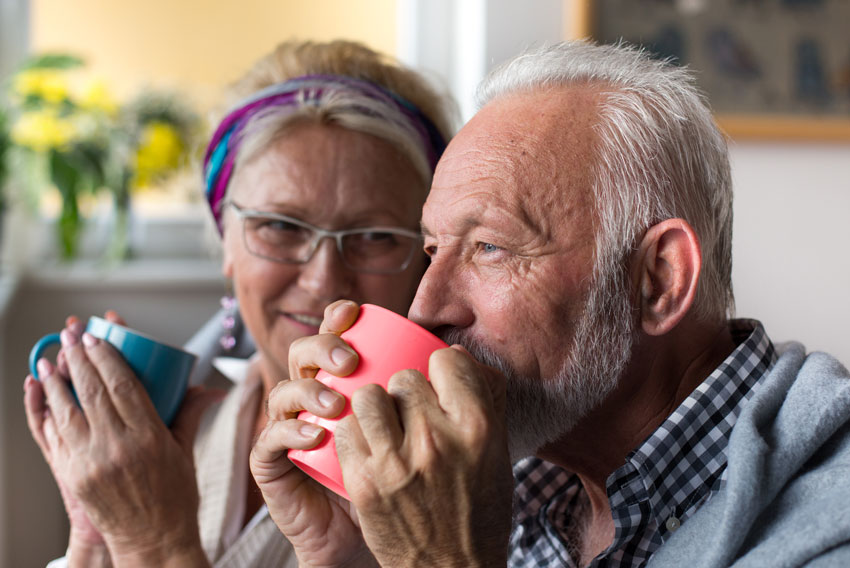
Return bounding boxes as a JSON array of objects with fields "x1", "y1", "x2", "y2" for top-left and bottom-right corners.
[{"x1": 649, "y1": 342, "x2": 850, "y2": 567}]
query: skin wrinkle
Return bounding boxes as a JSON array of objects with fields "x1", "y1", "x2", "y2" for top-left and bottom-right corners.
[{"x1": 414, "y1": 88, "x2": 617, "y2": 461}]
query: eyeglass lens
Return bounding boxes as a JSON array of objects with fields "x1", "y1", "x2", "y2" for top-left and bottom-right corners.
[{"x1": 241, "y1": 213, "x2": 418, "y2": 273}]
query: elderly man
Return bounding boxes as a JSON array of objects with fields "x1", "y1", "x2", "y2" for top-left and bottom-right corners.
[{"x1": 251, "y1": 41, "x2": 850, "y2": 567}]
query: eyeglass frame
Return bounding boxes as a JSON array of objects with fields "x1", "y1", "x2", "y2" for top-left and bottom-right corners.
[{"x1": 225, "y1": 201, "x2": 424, "y2": 274}]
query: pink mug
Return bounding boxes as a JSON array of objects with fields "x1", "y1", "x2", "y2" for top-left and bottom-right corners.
[{"x1": 288, "y1": 303, "x2": 448, "y2": 500}]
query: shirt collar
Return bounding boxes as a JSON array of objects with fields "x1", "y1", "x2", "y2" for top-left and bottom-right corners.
[
  {"x1": 609, "y1": 319, "x2": 777, "y2": 541},
  {"x1": 510, "y1": 319, "x2": 777, "y2": 566}
]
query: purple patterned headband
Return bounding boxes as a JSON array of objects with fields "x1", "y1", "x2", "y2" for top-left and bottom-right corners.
[{"x1": 203, "y1": 74, "x2": 447, "y2": 234}]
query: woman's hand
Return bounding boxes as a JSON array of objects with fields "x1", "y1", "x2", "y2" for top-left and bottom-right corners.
[
  {"x1": 26, "y1": 317, "x2": 220, "y2": 567},
  {"x1": 24, "y1": 372, "x2": 111, "y2": 568},
  {"x1": 25, "y1": 311, "x2": 123, "y2": 567},
  {"x1": 250, "y1": 300, "x2": 378, "y2": 568}
]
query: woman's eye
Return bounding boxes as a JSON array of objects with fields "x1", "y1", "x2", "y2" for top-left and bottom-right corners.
[
  {"x1": 361, "y1": 231, "x2": 397, "y2": 244},
  {"x1": 480, "y1": 242, "x2": 501, "y2": 254},
  {"x1": 261, "y1": 219, "x2": 299, "y2": 232},
  {"x1": 249, "y1": 217, "x2": 309, "y2": 244}
]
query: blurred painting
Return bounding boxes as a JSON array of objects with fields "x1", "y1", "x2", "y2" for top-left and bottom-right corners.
[{"x1": 591, "y1": 0, "x2": 850, "y2": 134}]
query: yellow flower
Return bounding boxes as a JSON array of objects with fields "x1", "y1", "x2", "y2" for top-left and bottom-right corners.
[
  {"x1": 77, "y1": 79, "x2": 118, "y2": 115},
  {"x1": 12, "y1": 68, "x2": 69, "y2": 104},
  {"x1": 133, "y1": 121, "x2": 184, "y2": 188},
  {"x1": 11, "y1": 109, "x2": 76, "y2": 151}
]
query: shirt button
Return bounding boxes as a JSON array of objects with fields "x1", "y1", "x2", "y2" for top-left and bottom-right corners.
[{"x1": 665, "y1": 516, "x2": 682, "y2": 532}]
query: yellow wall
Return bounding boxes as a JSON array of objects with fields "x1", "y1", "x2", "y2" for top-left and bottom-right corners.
[{"x1": 31, "y1": 0, "x2": 397, "y2": 108}]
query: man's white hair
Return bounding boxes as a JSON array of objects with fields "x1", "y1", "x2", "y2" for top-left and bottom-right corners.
[{"x1": 476, "y1": 41, "x2": 734, "y2": 321}]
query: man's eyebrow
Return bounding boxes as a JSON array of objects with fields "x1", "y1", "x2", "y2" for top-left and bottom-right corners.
[{"x1": 420, "y1": 216, "x2": 482, "y2": 238}]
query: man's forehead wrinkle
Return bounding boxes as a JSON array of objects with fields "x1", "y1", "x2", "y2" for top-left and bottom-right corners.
[{"x1": 426, "y1": 86, "x2": 602, "y2": 247}]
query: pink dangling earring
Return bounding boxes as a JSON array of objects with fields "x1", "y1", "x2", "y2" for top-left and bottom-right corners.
[{"x1": 220, "y1": 293, "x2": 237, "y2": 351}]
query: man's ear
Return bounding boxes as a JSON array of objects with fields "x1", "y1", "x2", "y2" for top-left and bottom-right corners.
[{"x1": 633, "y1": 218, "x2": 701, "y2": 336}]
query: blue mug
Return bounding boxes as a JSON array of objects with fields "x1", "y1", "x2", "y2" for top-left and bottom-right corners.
[{"x1": 29, "y1": 316, "x2": 197, "y2": 426}]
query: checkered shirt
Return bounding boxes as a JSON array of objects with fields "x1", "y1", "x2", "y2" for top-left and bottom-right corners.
[{"x1": 508, "y1": 319, "x2": 777, "y2": 567}]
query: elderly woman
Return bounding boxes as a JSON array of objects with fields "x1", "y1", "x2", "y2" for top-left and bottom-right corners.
[{"x1": 23, "y1": 40, "x2": 454, "y2": 567}]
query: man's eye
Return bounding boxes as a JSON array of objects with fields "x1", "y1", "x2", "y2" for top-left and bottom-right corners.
[{"x1": 480, "y1": 242, "x2": 501, "y2": 253}]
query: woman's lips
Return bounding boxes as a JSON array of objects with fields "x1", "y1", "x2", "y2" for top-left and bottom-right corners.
[{"x1": 283, "y1": 311, "x2": 323, "y2": 332}]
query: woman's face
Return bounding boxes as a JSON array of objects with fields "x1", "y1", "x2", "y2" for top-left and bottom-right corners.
[{"x1": 222, "y1": 122, "x2": 428, "y2": 384}]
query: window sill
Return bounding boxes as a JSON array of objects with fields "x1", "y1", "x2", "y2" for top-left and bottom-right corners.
[{"x1": 26, "y1": 257, "x2": 223, "y2": 291}]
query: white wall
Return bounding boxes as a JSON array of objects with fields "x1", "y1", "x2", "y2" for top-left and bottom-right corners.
[
  {"x1": 0, "y1": 0, "x2": 29, "y2": 563},
  {"x1": 730, "y1": 142, "x2": 850, "y2": 363}
]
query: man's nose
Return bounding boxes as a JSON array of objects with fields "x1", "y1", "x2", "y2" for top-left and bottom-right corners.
[
  {"x1": 408, "y1": 254, "x2": 473, "y2": 331},
  {"x1": 297, "y1": 237, "x2": 352, "y2": 301}
]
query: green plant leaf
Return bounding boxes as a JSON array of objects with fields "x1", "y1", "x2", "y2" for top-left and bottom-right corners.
[{"x1": 20, "y1": 53, "x2": 85, "y2": 71}]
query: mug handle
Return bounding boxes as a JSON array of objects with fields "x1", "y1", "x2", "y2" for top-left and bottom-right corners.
[{"x1": 29, "y1": 333, "x2": 62, "y2": 379}]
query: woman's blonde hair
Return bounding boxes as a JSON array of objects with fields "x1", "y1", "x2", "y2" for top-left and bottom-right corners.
[{"x1": 218, "y1": 40, "x2": 456, "y2": 189}]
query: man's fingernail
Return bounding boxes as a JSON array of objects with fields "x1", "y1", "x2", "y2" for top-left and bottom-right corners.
[
  {"x1": 60, "y1": 329, "x2": 78, "y2": 348},
  {"x1": 37, "y1": 358, "x2": 54, "y2": 377},
  {"x1": 82, "y1": 333, "x2": 99, "y2": 348},
  {"x1": 330, "y1": 347, "x2": 355, "y2": 366},
  {"x1": 333, "y1": 300, "x2": 355, "y2": 319},
  {"x1": 318, "y1": 389, "x2": 342, "y2": 408},
  {"x1": 299, "y1": 424, "x2": 323, "y2": 440}
]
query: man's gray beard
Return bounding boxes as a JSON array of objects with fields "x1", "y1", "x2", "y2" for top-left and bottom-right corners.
[{"x1": 437, "y1": 258, "x2": 637, "y2": 462}]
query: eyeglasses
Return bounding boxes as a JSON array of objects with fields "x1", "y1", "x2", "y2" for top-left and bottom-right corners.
[{"x1": 227, "y1": 201, "x2": 423, "y2": 274}]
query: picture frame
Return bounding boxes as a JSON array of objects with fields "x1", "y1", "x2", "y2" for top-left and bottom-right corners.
[{"x1": 568, "y1": 0, "x2": 850, "y2": 141}]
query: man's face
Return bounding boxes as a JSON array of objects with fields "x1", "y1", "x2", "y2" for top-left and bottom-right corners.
[{"x1": 410, "y1": 88, "x2": 636, "y2": 459}]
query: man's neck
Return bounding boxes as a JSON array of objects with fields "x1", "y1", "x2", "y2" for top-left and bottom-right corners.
[{"x1": 536, "y1": 319, "x2": 737, "y2": 559}]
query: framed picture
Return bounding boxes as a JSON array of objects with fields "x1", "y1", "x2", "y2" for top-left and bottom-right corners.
[{"x1": 569, "y1": 0, "x2": 850, "y2": 140}]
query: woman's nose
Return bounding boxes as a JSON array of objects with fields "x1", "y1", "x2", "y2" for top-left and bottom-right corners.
[{"x1": 296, "y1": 237, "x2": 353, "y2": 301}]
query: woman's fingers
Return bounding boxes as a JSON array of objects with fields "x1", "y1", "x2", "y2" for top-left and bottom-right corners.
[
  {"x1": 57, "y1": 320, "x2": 84, "y2": 378},
  {"x1": 103, "y1": 310, "x2": 126, "y2": 326},
  {"x1": 23, "y1": 375, "x2": 51, "y2": 458},
  {"x1": 39, "y1": 358, "x2": 89, "y2": 447},
  {"x1": 78, "y1": 333, "x2": 160, "y2": 427},
  {"x1": 60, "y1": 331, "x2": 124, "y2": 430}
]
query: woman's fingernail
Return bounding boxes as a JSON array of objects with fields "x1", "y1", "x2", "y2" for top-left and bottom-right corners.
[
  {"x1": 69, "y1": 321, "x2": 84, "y2": 335},
  {"x1": 60, "y1": 329, "x2": 78, "y2": 348},
  {"x1": 330, "y1": 347, "x2": 355, "y2": 366},
  {"x1": 318, "y1": 389, "x2": 342, "y2": 408},
  {"x1": 82, "y1": 333, "x2": 99, "y2": 348},
  {"x1": 299, "y1": 423, "x2": 323, "y2": 440},
  {"x1": 37, "y1": 358, "x2": 54, "y2": 377}
]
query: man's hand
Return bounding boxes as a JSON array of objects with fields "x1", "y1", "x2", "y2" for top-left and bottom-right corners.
[
  {"x1": 251, "y1": 300, "x2": 378, "y2": 568},
  {"x1": 337, "y1": 345, "x2": 514, "y2": 568}
]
